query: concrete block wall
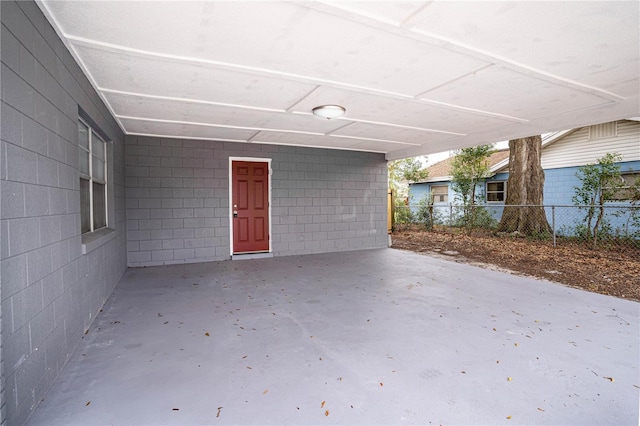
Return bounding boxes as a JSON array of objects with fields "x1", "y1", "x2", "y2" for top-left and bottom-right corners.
[
  {"x1": 126, "y1": 136, "x2": 388, "y2": 266},
  {"x1": 1, "y1": 2, "x2": 127, "y2": 424}
]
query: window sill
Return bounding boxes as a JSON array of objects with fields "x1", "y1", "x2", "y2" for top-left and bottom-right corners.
[{"x1": 81, "y1": 227, "x2": 116, "y2": 255}]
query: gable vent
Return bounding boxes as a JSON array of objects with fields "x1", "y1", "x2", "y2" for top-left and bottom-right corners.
[{"x1": 589, "y1": 122, "x2": 617, "y2": 140}]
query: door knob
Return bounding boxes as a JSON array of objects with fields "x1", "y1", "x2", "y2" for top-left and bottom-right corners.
[{"x1": 233, "y1": 210, "x2": 238, "y2": 218}]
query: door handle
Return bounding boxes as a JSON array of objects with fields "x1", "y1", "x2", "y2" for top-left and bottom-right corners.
[{"x1": 233, "y1": 210, "x2": 238, "y2": 218}]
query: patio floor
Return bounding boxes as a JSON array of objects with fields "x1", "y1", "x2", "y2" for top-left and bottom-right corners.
[{"x1": 28, "y1": 248, "x2": 638, "y2": 425}]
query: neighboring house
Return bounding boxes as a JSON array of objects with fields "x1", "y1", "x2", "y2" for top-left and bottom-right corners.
[
  {"x1": 411, "y1": 148, "x2": 511, "y2": 204},
  {"x1": 410, "y1": 119, "x2": 640, "y2": 232},
  {"x1": 411, "y1": 119, "x2": 640, "y2": 205}
]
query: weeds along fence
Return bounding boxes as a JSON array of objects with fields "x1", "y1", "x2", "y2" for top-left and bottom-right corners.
[{"x1": 393, "y1": 203, "x2": 640, "y2": 252}]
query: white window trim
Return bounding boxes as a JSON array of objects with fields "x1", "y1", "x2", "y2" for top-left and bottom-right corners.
[
  {"x1": 79, "y1": 117, "x2": 114, "y2": 254},
  {"x1": 486, "y1": 180, "x2": 507, "y2": 203},
  {"x1": 431, "y1": 184, "x2": 449, "y2": 204},
  {"x1": 611, "y1": 172, "x2": 640, "y2": 201}
]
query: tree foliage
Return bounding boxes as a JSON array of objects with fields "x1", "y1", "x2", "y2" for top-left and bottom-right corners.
[
  {"x1": 450, "y1": 145, "x2": 494, "y2": 205},
  {"x1": 572, "y1": 152, "x2": 624, "y2": 244},
  {"x1": 388, "y1": 156, "x2": 428, "y2": 200},
  {"x1": 450, "y1": 145, "x2": 495, "y2": 232}
]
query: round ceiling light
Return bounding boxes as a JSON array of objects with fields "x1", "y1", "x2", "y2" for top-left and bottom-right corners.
[{"x1": 312, "y1": 105, "x2": 346, "y2": 120}]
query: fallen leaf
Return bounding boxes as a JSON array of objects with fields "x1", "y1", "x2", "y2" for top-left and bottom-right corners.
[
  {"x1": 85, "y1": 401, "x2": 91, "y2": 406},
  {"x1": 506, "y1": 415, "x2": 512, "y2": 420},
  {"x1": 379, "y1": 382, "x2": 384, "y2": 387},
  {"x1": 507, "y1": 377, "x2": 513, "y2": 381},
  {"x1": 216, "y1": 407, "x2": 223, "y2": 418},
  {"x1": 242, "y1": 355, "x2": 248, "y2": 359},
  {"x1": 604, "y1": 377, "x2": 615, "y2": 382},
  {"x1": 321, "y1": 401, "x2": 326, "y2": 408},
  {"x1": 496, "y1": 360, "x2": 500, "y2": 364},
  {"x1": 514, "y1": 343, "x2": 518, "y2": 347},
  {"x1": 262, "y1": 389, "x2": 268, "y2": 394},
  {"x1": 461, "y1": 371, "x2": 466, "y2": 374},
  {"x1": 172, "y1": 408, "x2": 179, "y2": 411},
  {"x1": 493, "y1": 328, "x2": 497, "y2": 331},
  {"x1": 325, "y1": 410, "x2": 329, "y2": 416},
  {"x1": 205, "y1": 332, "x2": 210, "y2": 336},
  {"x1": 537, "y1": 408, "x2": 545, "y2": 412}
]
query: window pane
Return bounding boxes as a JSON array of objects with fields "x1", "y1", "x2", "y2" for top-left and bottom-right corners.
[
  {"x1": 488, "y1": 182, "x2": 502, "y2": 191},
  {"x1": 79, "y1": 150, "x2": 90, "y2": 176},
  {"x1": 432, "y1": 185, "x2": 447, "y2": 194},
  {"x1": 93, "y1": 182, "x2": 106, "y2": 230},
  {"x1": 78, "y1": 121, "x2": 89, "y2": 150},
  {"x1": 92, "y1": 132, "x2": 105, "y2": 160},
  {"x1": 80, "y1": 178, "x2": 91, "y2": 233},
  {"x1": 92, "y1": 157, "x2": 105, "y2": 181}
]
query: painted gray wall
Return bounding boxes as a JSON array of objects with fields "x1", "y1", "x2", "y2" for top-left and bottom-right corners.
[
  {"x1": 1, "y1": 1, "x2": 127, "y2": 423},
  {"x1": 126, "y1": 136, "x2": 388, "y2": 266}
]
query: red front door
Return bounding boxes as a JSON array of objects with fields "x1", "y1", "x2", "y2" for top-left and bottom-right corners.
[{"x1": 232, "y1": 161, "x2": 270, "y2": 254}]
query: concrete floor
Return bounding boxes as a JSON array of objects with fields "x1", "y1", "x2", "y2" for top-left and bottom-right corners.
[{"x1": 28, "y1": 248, "x2": 638, "y2": 425}]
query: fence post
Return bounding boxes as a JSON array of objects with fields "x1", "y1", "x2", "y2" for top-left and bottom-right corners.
[
  {"x1": 552, "y1": 205, "x2": 556, "y2": 248},
  {"x1": 449, "y1": 204, "x2": 453, "y2": 229},
  {"x1": 387, "y1": 189, "x2": 394, "y2": 234}
]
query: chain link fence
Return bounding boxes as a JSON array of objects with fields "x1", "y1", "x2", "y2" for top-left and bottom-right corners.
[{"x1": 393, "y1": 203, "x2": 640, "y2": 252}]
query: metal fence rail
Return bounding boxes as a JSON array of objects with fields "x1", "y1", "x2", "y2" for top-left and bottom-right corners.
[{"x1": 393, "y1": 203, "x2": 640, "y2": 252}]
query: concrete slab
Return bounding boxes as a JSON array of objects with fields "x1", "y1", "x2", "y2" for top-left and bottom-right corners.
[{"x1": 28, "y1": 248, "x2": 638, "y2": 425}]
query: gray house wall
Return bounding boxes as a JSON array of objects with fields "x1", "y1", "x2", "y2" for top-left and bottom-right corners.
[
  {"x1": 1, "y1": 2, "x2": 127, "y2": 424},
  {"x1": 1, "y1": 1, "x2": 388, "y2": 424},
  {"x1": 126, "y1": 136, "x2": 388, "y2": 266}
]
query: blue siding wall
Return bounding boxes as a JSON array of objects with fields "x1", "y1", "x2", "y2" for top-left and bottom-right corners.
[
  {"x1": 544, "y1": 161, "x2": 640, "y2": 205},
  {"x1": 409, "y1": 182, "x2": 434, "y2": 204}
]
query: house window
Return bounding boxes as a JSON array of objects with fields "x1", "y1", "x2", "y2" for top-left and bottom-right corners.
[
  {"x1": 431, "y1": 185, "x2": 448, "y2": 203},
  {"x1": 78, "y1": 118, "x2": 107, "y2": 234},
  {"x1": 486, "y1": 181, "x2": 507, "y2": 202},
  {"x1": 611, "y1": 172, "x2": 639, "y2": 201}
]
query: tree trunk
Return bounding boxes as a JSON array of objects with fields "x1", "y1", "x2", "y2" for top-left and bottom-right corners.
[{"x1": 498, "y1": 136, "x2": 552, "y2": 235}]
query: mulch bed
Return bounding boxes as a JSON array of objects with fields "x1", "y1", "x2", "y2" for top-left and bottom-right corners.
[{"x1": 391, "y1": 229, "x2": 640, "y2": 302}]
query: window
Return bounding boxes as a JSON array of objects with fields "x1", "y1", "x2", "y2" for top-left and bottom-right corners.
[
  {"x1": 431, "y1": 185, "x2": 448, "y2": 203},
  {"x1": 79, "y1": 118, "x2": 107, "y2": 233},
  {"x1": 486, "y1": 181, "x2": 507, "y2": 202},
  {"x1": 611, "y1": 172, "x2": 640, "y2": 201}
]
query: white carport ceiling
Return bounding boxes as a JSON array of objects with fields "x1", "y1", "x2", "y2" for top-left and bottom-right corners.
[{"x1": 37, "y1": 1, "x2": 640, "y2": 160}]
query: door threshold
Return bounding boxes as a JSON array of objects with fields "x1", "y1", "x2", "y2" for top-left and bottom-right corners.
[{"x1": 232, "y1": 252, "x2": 273, "y2": 260}]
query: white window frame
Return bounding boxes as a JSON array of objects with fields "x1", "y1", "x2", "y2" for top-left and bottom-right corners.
[
  {"x1": 611, "y1": 172, "x2": 639, "y2": 201},
  {"x1": 431, "y1": 185, "x2": 448, "y2": 203},
  {"x1": 79, "y1": 117, "x2": 108, "y2": 234},
  {"x1": 486, "y1": 181, "x2": 507, "y2": 203}
]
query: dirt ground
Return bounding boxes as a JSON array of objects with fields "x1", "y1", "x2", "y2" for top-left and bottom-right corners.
[{"x1": 391, "y1": 229, "x2": 640, "y2": 302}]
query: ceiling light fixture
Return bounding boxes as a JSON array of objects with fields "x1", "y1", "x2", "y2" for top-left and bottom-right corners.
[{"x1": 312, "y1": 105, "x2": 346, "y2": 120}]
